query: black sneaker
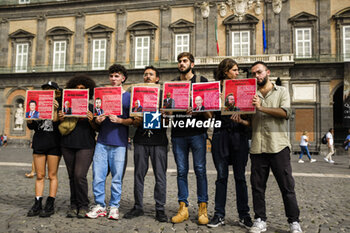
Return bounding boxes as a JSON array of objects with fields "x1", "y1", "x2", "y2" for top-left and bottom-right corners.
[
  {"x1": 66, "y1": 208, "x2": 78, "y2": 218},
  {"x1": 123, "y1": 207, "x2": 144, "y2": 219},
  {"x1": 239, "y1": 216, "x2": 253, "y2": 229},
  {"x1": 27, "y1": 197, "x2": 43, "y2": 217},
  {"x1": 155, "y1": 210, "x2": 168, "y2": 222},
  {"x1": 39, "y1": 196, "x2": 55, "y2": 217},
  {"x1": 207, "y1": 215, "x2": 225, "y2": 228}
]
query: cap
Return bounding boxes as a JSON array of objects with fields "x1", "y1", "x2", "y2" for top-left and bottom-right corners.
[{"x1": 42, "y1": 81, "x2": 59, "y2": 90}]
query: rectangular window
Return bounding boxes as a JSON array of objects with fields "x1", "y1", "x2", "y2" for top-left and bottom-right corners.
[
  {"x1": 15, "y1": 43, "x2": 28, "y2": 72},
  {"x1": 295, "y1": 28, "x2": 312, "y2": 58},
  {"x1": 175, "y1": 34, "x2": 190, "y2": 61},
  {"x1": 232, "y1": 31, "x2": 250, "y2": 56},
  {"x1": 53, "y1": 41, "x2": 66, "y2": 71},
  {"x1": 92, "y1": 39, "x2": 107, "y2": 70},
  {"x1": 19, "y1": 0, "x2": 30, "y2": 3},
  {"x1": 135, "y1": 36, "x2": 150, "y2": 68},
  {"x1": 344, "y1": 26, "x2": 350, "y2": 61}
]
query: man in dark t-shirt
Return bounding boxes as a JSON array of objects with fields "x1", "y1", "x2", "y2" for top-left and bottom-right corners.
[
  {"x1": 171, "y1": 52, "x2": 210, "y2": 225},
  {"x1": 123, "y1": 66, "x2": 168, "y2": 222}
]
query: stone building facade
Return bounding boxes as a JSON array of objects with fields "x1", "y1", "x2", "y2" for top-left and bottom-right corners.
[{"x1": 0, "y1": 0, "x2": 349, "y2": 152}]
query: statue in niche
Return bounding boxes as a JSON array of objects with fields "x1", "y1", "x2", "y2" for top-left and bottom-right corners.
[{"x1": 14, "y1": 103, "x2": 24, "y2": 130}]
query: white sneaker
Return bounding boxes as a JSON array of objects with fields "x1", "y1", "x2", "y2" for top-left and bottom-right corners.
[
  {"x1": 298, "y1": 159, "x2": 304, "y2": 163},
  {"x1": 310, "y1": 159, "x2": 316, "y2": 163},
  {"x1": 249, "y1": 218, "x2": 267, "y2": 233},
  {"x1": 107, "y1": 206, "x2": 119, "y2": 220},
  {"x1": 329, "y1": 160, "x2": 335, "y2": 164},
  {"x1": 290, "y1": 221, "x2": 302, "y2": 233},
  {"x1": 324, "y1": 158, "x2": 329, "y2": 162},
  {"x1": 86, "y1": 204, "x2": 107, "y2": 218}
]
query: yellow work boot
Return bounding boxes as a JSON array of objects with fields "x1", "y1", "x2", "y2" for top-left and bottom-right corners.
[
  {"x1": 171, "y1": 202, "x2": 189, "y2": 223},
  {"x1": 198, "y1": 202, "x2": 209, "y2": 225}
]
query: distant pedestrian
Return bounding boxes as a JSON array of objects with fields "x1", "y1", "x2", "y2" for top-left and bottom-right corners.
[
  {"x1": 298, "y1": 131, "x2": 316, "y2": 163},
  {"x1": 324, "y1": 128, "x2": 335, "y2": 163},
  {"x1": 2, "y1": 134, "x2": 7, "y2": 147},
  {"x1": 344, "y1": 129, "x2": 350, "y2": 168}
]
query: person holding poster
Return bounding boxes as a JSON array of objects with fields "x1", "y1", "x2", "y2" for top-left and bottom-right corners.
[
  {"x1": 123, "y1": 66, "x2": 168, "y2": 222},
  {"x1": 26, "y1": 81, "x2": 61, "y2": 218},
  {"x1": 170, "y1": 52, "x2": 210, "y2": 225},
  {"x1": 94, "y1": 98, "x2": 104, "y2": 116},
  {"x1": 247, "y1": 61, "x2": 302, "y2": 233},
  {"x1": 86, "y1": 64, "x2": 133, "y2": 220},
  {"x1": 163, "y1": 92, "x2": 175, "y2": 109},
  {"x1": 59, "y1": 75, "x2": 98, "y2": 218},
  {"x1": 207, "y1": 58, "x2": 253, "y2": 229},
  {"x1": 26, "y1": 100, "x2": 40, "y2": 118}
]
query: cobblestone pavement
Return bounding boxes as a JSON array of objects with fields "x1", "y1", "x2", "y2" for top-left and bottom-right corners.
[{"x1": 0, "y1": 147, "x2": 349, "y2": 233}]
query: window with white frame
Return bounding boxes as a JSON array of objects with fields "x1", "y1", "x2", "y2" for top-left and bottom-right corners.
[
  {"x1": 344, "y1": 26, "x2": 350, "y2": 61},
  {"x1": 53, "y1": 41, "x2": 66, "y2": 71},
  {"x1": 92, "y1": 39, "x2": 106, "y2": 70},
  {"x1": 295, "y1": 28, "x2": 312, "y2": 58},
  {"x1": 135, "y1": 36, "x2": 150, "y2": 68},
  {"x1": 175, "y1": 34, "x2": 190, "y2": 61},
  {"x1": 15, "y1": 43, "x2": 28, "y2": 72},
  {"x1": 232, "y1": 31, "x2": 250, "y2": 56},
  {"x1": 19, "y1": 0, "x2": 30, "y2": 3}
]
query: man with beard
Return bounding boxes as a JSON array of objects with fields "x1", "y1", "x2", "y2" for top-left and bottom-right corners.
[
  {"x1": 170, "y1": 52, "x2": 210, "y2": 225},
  {"x1": 247, "y1": 61, "x2": 302, "y2": 233},
  {"x1": 123, "y1": 66, "x2": 168, "y2": 222}
]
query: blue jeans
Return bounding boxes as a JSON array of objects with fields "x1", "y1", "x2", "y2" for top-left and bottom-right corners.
[
  {"x1": 171, "y1": 133, "x2": 208, "y2": 205},
  {"x1": 211, "y1": 131, "x2": 250, "y2": 219},
  {"x1": 299, "y1": 146, "x2": 311, "y2": 160},
  {"x1": 92, "y1": 142, "x2": 126, "y2": 208}
]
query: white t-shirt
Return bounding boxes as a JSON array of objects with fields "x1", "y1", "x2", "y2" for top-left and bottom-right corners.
[
  {"x1": 300, "y1": 135, "x2": 308, "y2": 146},
  {"x1": 326, "y1": 132, "x2": 333, "y2": 146}
]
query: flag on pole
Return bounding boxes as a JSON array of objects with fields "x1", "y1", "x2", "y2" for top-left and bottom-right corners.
[
  {"x1": 215, "y1": 18, "x2": 219, "y2": 55},
  {"x1": 262, "y1": 20, "x2": 267, "y2": 53}
]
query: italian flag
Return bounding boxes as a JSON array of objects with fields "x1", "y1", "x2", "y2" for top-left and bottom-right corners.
[{"x1": 215, "y1": 18, "x2": 219, "y2": 55}]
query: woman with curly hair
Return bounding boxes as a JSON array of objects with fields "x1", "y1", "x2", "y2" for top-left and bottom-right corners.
[{"x1": 59, "y1": 75, "x2": 98, "y2": 218}]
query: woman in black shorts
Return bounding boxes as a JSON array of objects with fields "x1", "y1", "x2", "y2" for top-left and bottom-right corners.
[
  {"x1": 59, "y1": 75, "x2": 98, "y2": 218},
  {"x1": 27, "y1": 81, "x2": 62, "y2": 217}
]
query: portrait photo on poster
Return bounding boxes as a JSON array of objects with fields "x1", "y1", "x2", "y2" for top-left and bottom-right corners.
[
  {"x1": 93, "y1": 87, "x2": 123, "y2": 116},
  {"x1": 62, "y1": 89, "x2": 89, "y2": 117},
  {"x1": 191, "y1": 81, "x2": 221, "y2": 112},
  {"x1": 25, "y1": 90, "x2": 55, "y2": 120},
  {"x1": 161, "y1": 81, "x2": 190, "y2": 111},
  {"x1": 130, "y1": 84, "x2": 160, "y2": 116},
  {"x1": 222, "y1": 78, "x2": 256, "y2": 115}
]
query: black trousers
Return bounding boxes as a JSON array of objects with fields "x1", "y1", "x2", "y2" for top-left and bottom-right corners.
[
  {"x1": 133, "y1": 143, "x2": 167, "y2": 211},
  {"x1": 61, "y1": 147, "x2": 94, "y2": 209},
  {"x1": 250, "y1": 147, "x2": 300, "y2": 223}
]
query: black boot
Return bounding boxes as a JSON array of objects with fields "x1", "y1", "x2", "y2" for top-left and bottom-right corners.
[
  {"x1": 27, "y1": 197, "x2": 43, "y2": 217},
  {"x1": 39, "y1": 196, "x2": 55, "y2": 217}
]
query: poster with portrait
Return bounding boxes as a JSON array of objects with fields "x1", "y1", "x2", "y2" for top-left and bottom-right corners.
[
  {"x1": 93, "y1": 87, "x2": 123, "y2": 116},
  {"x1": 62, "y1": 89, "x2": 89, "y2": 117},
  {"x1": 191, "y1": 81, "x2": 221, "y2": 112},
  {"x1": 25, "y1": 90, "x2": 55, "y2": 120},
  {"x1": 222, "y1": 78, "x2": 256, "y2": 115},
  {"x1": 162, "y1": 81, "x2": 191, "y2": 111},
  {"x1": 130, "y1": 84, "x2": 160, "y2": 116}
]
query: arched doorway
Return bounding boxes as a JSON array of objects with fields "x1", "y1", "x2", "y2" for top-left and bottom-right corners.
[{"x1": 333, "y1": 84, "x2": 346, "y2": 145}]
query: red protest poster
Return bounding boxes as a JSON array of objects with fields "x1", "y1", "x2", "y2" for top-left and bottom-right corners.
[
  {"x1": 192, "y1": 81, "x2": 221, "y2": 112},
  {"x1": 162, "y1": 81, "x2": 190, "y2": 111},
  {"x1": 222, "y1": 78, "x2": 256, "y2": 115},
  {"x1": 25, "y1": 90, "x2": 55, "y2": 120},
  {"x1": 62, "y1": 89, "x2": 89, "y2": 117},
  {"x1": 94, "y1": 87, "x2": 122, "y2": 116},
  {"x1": 130, "y1": 84, "x2": 160, "y2": 116}
]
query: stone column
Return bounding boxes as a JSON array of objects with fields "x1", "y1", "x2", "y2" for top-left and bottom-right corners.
[
  {"x1": 319, "y1": 81, "x2": 332, "y2": 154},
  {"x1": 317, "y1": 0, "x2": 331, "y2": 55},
  {"x1": 74, "y1": 11, "x2": 85, "y2": 65},
  {"x1": 0, "y1": 18, "x2": 9, "y2": 67},
  {"x1": 194, "y1": 3, "x2": 207, "y2": 57},
  {"x1": 159, "y1": 5, "x2": 171, "y2": 64},
  {"x1": 116, "y1": 8, "x2": 127, "y2": 64},
  {"x1": 35, "y1": 15, "x2": 47, "y2": 66}
]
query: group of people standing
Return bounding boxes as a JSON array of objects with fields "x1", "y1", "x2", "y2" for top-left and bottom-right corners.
[{"x1": 26, "y1": 52, "x2": 303, "y2": 233}]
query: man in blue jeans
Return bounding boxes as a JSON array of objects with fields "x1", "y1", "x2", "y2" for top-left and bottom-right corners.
[
  {"x1": 86, "y1": 64, "x2": 133, "y2": 220},
  {"x1": 171, "y1": 52, "x2": 211, "y2": 225}
]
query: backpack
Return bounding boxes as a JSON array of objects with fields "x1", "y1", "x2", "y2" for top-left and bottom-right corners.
[{"x1": 321, "y1": 134, "x2": 327, "y2": 144}]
